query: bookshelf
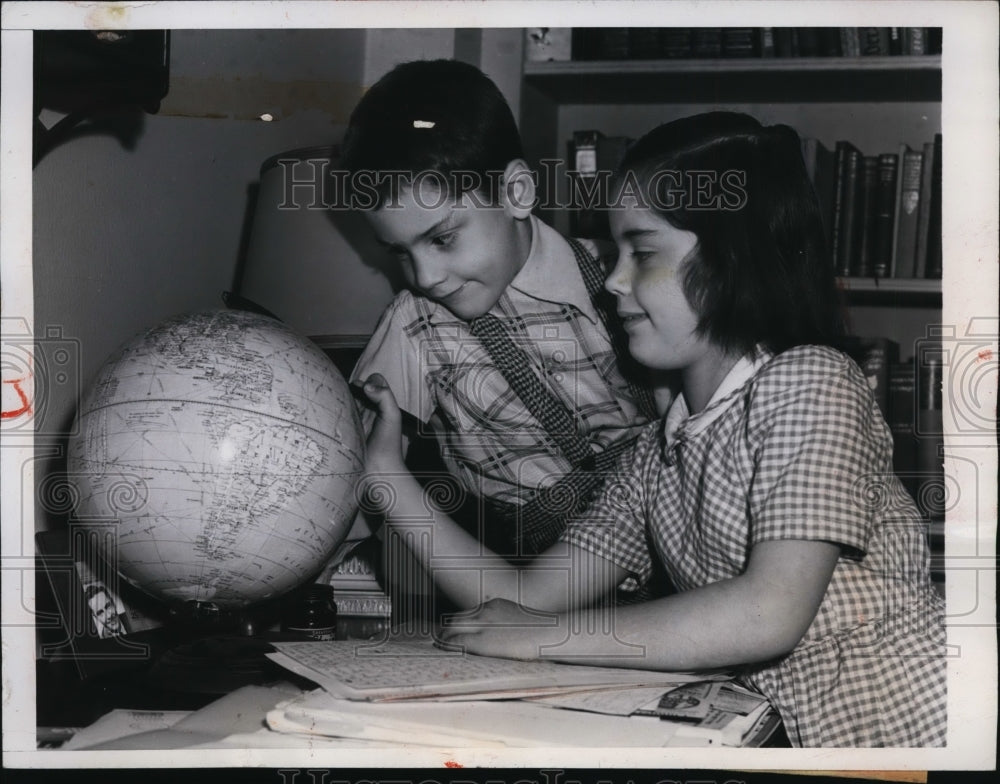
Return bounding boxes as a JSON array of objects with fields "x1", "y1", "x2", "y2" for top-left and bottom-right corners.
[
  {"x1": 523, "y1": 55, "x2": 941, "y2": 104},
  {"x1": 517, "y1": 33, "x2": 944, "y2": 584},
  {"x1": 837, "y1": 277, "x2": 940, "y2": 295},
  {"x1": 518, "y1": 44, "x2": 942, "y2": 357}
]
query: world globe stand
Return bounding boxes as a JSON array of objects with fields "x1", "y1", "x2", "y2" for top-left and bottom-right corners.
[
  {"x1": 144, "y1": 599, "x2": 290, "y2": 696},
  {"x1": 168, "y1": 599, "x2": 262, "y2": 637},
  {"x1": 63, "y1": 308, "x2": 368, "y2": 698}
]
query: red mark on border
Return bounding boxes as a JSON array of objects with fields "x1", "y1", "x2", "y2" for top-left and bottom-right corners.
[
  {"x1": 978, "y1": 349, "x2": 993, "y2": 362},
  {"x1": 444, "y1": 761, "x2": 463, "y2": 769},
  {"x1": 1, "y1": 377, "x2": 32, "y2": 419}
]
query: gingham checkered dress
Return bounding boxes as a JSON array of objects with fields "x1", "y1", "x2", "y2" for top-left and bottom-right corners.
[{"x1": 562, "y1": 345, "x2": 948, "y2": 747}]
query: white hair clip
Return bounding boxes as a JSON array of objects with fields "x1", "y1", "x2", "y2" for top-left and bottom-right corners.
[{"x1": 413, "y1": 120, "x2": 436, "y2": 129}]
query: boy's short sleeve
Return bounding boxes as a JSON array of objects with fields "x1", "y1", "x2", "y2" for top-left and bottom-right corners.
[
  {"x1": 746, "y1": 348, "x2": 894, "y2": 556},
  {"x1": 350, "y1": 292, "x2": 435, "y2": 423},
  {"x1": 560, "y1": 425, "x2": 658, "y2": 588}
]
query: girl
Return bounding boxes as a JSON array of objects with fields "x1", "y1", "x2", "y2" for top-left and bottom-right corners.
[{"x1": 361, "y1": 112, "x2": 948, "y2": 747}]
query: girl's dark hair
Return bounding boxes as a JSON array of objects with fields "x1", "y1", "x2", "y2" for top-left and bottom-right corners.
[
  {"x1": 340, "y1": 59, "x2": 523, "y2": 207},
  {"x1": 617, "y1": 112, "x2": 845, "y2": 357}
]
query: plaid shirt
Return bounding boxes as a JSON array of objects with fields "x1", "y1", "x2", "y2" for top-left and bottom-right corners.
[
  {"x1": 351, "y1": 215, "x2": 652, "y2": 507},
  {"x1": 563, "y1": 345, "x2": 947, "y2": 747}
]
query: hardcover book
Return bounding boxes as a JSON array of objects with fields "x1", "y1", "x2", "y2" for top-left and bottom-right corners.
[
  {"x1": 872, "y1": 152, "x2": 899, "y2": 278},
  {"x1": 913, "y1": 138, "x2": 937, "y2": 278},
  {"x1": 854, "y1": 155, "x2": 879, "y2": 277},
  {"x1": 892, "y1": 145, "x2": 924, "y2": 278}
]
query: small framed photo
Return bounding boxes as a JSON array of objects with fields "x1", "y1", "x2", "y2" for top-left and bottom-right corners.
[{"x1": 35, "y1": 526, "x2": 167, "y2": 680}]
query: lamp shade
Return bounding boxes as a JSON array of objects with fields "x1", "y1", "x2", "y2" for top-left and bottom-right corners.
[{"x1": 236, "y1": 146, "x2": 394, "y2": 340}]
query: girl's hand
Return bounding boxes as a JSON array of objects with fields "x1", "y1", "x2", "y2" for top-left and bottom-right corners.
[
  {"x1": 437, "y1": 598, "x2": 564, "y2": 661},
  {"x1": 361, "y1": 373, "x2": 406, "y2": 475}
]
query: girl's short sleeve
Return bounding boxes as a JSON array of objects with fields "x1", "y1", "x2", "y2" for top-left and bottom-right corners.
[
  {"x1": 560, "y1": 425, "x2": 659, "y2": 588},
  {"x1": 745, "y1": 348, "x2": 895, "y2": 556},
  {"x1": 349, "y1": 292, "x2": 435, "y2": 423}
]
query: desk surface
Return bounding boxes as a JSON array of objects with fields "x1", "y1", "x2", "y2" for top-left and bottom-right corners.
[{"x1": 36, "y1": 617, "x2": 388, "y2": 733}]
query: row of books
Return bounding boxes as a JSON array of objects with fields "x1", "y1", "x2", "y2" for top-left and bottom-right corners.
[
  {"x1": 567, "y1": 128, "x2": 943, "y2": 281},
  {"x1": 849, "y1": 336, "x2": 945, "y2": 526},
  {"x1": 563, "y1": 27, "x2": 941, "y2": 62},
  {"x1": 812, "y1": 134, "x2": 942, "y2": 280}
]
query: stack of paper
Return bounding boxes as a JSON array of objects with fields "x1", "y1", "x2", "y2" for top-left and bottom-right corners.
[
  {"x1": 264, "y1": 639, "x2": 780, "y2": 747},
  {"x1": 266, "y1": 689, "x2": 687, "y2": 747},
  {"x1": 266, "y1": 638, "x2": 721, "y2": 701}
]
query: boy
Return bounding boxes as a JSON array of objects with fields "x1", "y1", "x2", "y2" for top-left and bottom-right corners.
[{"x1": 342, "y1": 59, "x2": 658, "y2": 561}]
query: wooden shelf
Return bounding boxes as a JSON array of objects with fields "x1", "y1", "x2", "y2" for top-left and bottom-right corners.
[
  {"x1": 836, "y1": 277, "x2": 941, "y2": 295},
  {"x1": 523, "y1": 56, "x2": 941, "y2": 104}
]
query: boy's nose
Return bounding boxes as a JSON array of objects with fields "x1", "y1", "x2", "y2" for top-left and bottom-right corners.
[{"x1": 411, "y1": 255, "x2": 448, "y2": 292}]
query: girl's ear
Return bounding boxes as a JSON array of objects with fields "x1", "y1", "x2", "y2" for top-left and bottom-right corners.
[{"x1": 501, "y1": 159, "x2": 536, "y2": 219}]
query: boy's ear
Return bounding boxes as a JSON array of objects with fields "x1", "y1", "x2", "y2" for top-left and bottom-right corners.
[{"x1": 500, "y1": 159, "x2": 536, "y2": 219}]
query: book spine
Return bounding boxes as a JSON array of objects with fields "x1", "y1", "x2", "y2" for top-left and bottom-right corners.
[
  {"x1": 659, "y1": 28, "x2": 693, "y2": 58},
  {"x1": 691, "y1": 27, "x2": 723, "y2": 58},
  {"x1": 570, "y1": 130, "x2": 601, "y2": 237},
  {"x1": 819, "y1": 27, "x2": 842, "y2": 57},
  {"x1": 925, "y1": 134, "x2": 943, "y2": 278},
  {"x1": 836, "y1": 146, "x2": 863, "y2": 277},
  {"x1": 913, "y1": 139, "x2": 937, "y2": 278},
  {"x1": 595, "y1": 28, "x2": 631, "y2": 60},
  {"x1": 859, "y1": 27, "x2": 890, "y2": 56},
  {"x1": 904, "y1": 27, "x2": 928, "y2": 55},
  {"x1": 802, "y1": 138, "x2": 836, "y2": 249},
  {"x1": 887, "y1": 360, "x2": 918, "y2": 499},
  {"x1": 888, "y1": 27, "x2": 903, "y2": 55},
  {"x1": 571, "y1": 29, "x2": 599, "y2": 60},
  {"x1": 333, "y1": 593, "x2": 393, "y2": 619},
  {"x1": 758, "y1": 27, "x2": 775, "y2": 58},
  {"x1": 830, "y1": 141, "x2": 850, "y2": 270},
  {"x1": 927, "y1": 27, "x2": 943, "y2": 55},
  {"x1": 627, "y1": 28, "x2": 661, "y2": 60},
  {"x1": 845, "y1": 336, "x2": 900, "y2": 421},
  {"x1": 774, "y1": 28, "x2": 799, "y2": 58},
  {"x1": 840, "y1": 28, "x2": 861, "y2": 58},
  {"x1": 854, "y1": 156, "x2": 879, "y2": 277},
  {"x1": 893, "y1": 147, "x2": 924, "y2": 278},
  {"x1": 872, "y1": 152, "x2": 899, "y2": 278},
  {"x1": 887, "y1": 146, "x2": 906, "y2": 277},
  {"x1": 720, "y1": 28, "x2": 756, "y2": 58},
  {"x1": 796, "y1": 27, "x2": 820, "y2": 57},
  {"x1": 915, "y1": 344, "x2": 944, "y2": 519}
]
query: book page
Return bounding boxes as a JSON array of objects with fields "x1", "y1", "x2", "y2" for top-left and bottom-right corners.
[{"x1": 268, "y1": 638, "x2": 726, "y2": 701}]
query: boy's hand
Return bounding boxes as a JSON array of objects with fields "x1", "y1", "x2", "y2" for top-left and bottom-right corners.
[{"x1": 361, "y1": 373, "x2": 406, "y2": 475}]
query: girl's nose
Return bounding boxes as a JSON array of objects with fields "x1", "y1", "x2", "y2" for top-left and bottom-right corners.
[{"x1": 604, "y1": 255, "x2": 632, "y2": 298}]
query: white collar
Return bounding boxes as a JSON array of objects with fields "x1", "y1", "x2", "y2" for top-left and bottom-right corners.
[
  {"x1": 505, "y1": 215, "x2": 599, "y2": 323},
  {"x1": 663, "y1": 350, "x2": 772, "y2": 457}
]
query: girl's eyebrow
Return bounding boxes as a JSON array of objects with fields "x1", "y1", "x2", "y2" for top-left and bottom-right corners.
[{"x1": 620, "y1": 228, "x2": 657, "y2": 241}]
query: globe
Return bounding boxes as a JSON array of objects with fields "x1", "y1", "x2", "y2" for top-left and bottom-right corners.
[{"x1": 67, "y1": 309, "x2": 364, "y2": 609}]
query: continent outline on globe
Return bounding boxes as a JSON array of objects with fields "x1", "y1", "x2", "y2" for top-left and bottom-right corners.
[{"x1": 67, "y1": 309, "x2": 365, "y2": 609}]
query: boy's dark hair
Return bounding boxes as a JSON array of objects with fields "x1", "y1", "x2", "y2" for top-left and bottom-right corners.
[
  {"x1": 340, "y1": 59, "x2": 523, "y2": 208},
  {"x1": 617, "y1": 111, "x2": 845, "y2": 358}
]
